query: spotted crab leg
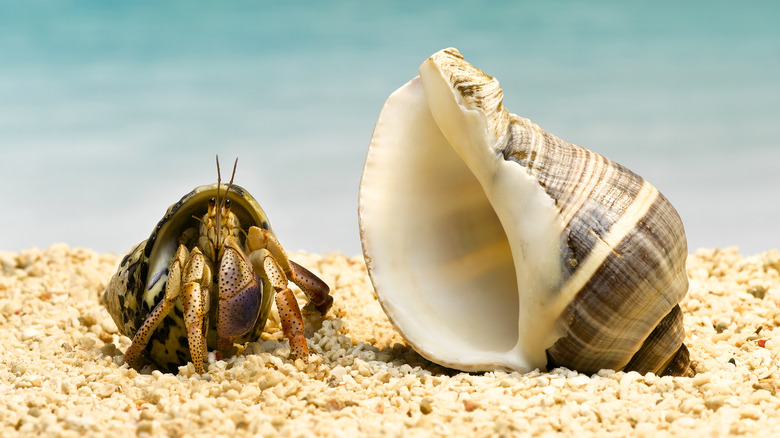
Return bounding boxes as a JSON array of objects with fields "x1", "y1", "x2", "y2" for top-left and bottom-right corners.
[
  {"x1": 124, "y1": 245, "x2": 212, "y2": 375},
  {"x1": 180, "y1": 247, "x2": 212, "y2": 374},
  {"x1": 261, "y1": 250, "x2": 309, "y2": 361},
  {"x1": 247, "y1": 227, "x2": 333, "y2": 314},
  {"x1": 244, "y1": 227, "x2": 332, "y2": 362}
]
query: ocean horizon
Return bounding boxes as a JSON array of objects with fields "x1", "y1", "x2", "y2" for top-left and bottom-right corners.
[{"x1": 2, "y1": 0, "x2": 779, "y2": 257}]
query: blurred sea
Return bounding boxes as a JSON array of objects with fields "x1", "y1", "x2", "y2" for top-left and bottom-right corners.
[{"x1": 1, "y1": 0, "x2": 779, "y2": 256}]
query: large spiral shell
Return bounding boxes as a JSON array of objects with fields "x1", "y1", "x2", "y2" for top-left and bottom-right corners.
[{"x1": 358, "y1": 48, "x2": 690, "y2": 376}]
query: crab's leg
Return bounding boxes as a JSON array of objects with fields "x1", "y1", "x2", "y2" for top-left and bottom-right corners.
[
  {"x1": 124, "y1": 245, "x2": 189, "y2": 369},
  {"x1": 180, "y1": 247, "x2": 212, "y2": 374},
  {"x1": 275, "y1": 288, "x2": 308, "y2": 361},
  {"x1": 247, "y1": 227, "x2": 333, "y2": 314},
  {"x1": 216, "y1": 236, "x2": 263, "y2": 354},
  {"x1": 288, "y1": 260, "x2": 333, "y2": 314},
  {"x1": 253, "y1": 248, "x2": 309, "y2": 361}
]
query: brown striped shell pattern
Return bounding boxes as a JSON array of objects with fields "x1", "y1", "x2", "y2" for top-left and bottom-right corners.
[{"x1": 358, "y1": 48, "x2": 691, "y2": 376}]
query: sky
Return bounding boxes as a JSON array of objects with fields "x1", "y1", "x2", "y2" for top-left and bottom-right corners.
[{"x1": 1, "y1": 1, "x2": 779, "y2": 256}]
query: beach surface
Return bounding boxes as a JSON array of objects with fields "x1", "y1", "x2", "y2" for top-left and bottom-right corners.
[{"x1": 1, "y1": 244, "x2": 779, "y2": 437}]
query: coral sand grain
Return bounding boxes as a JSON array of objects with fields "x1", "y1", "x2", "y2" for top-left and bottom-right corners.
[{"x1": 1, "y1": 245, "x2": 779, "y2": 436}]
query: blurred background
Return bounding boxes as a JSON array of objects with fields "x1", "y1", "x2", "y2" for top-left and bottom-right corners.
[{"x1": 1, "y1": 0, "x2": 778, "y2": 257}]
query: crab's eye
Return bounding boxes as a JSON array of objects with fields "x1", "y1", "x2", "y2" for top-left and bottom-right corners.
[
  {"x1": 208, "y1": 197, "x2": 216, "y2": 207},
  {"x1": 224, "y1": 199, "x2": 231, "y2": 209}
]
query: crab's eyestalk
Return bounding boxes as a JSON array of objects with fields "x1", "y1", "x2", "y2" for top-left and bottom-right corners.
[
  {"x1": 203, "y1": 156, "x2": 242, "y2": 261},
  {"x1": 215, "y1": 155, "x2": 225, "y2": 259},
  {"x1": 199, "y1": 196, "x2": 242, "y2": 261}
]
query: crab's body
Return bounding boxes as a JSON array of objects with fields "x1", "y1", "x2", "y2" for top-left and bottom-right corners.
[{"x1": 103, "y1": 182, "x2": 332, "y2": 374}]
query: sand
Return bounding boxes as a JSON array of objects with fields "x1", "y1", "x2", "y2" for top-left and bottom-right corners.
[{"x1": 1, "y1": 244, "x2": 779, "y2": 437}]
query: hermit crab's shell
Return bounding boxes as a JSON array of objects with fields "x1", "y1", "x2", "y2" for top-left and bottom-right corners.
[
  {"x1": 102, "y1": 183, "x2": 275, "y2": 371},
  {"x1": 358, "y1": 48, "x2": 690, "y2": 376}
]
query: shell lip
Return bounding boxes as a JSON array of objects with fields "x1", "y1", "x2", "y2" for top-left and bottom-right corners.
[{"x1": 358, "y1": 74, "x2": 544, "y2": 373}]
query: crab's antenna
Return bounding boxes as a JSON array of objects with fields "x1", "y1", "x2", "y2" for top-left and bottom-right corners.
[
  {"x1": 214, "y1": 156, "x2": 238, "y2": 253},
  {"x1": 224, "y1": 158, "x2": 238, "y2": 197},
  {"x1": 215, "y1": 154, "x2": 223, "y2": 251}
]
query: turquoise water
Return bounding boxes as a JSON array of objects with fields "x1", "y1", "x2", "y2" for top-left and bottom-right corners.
[{"x1": 1, "y1": 0, "x2": 779, "y2": 256}]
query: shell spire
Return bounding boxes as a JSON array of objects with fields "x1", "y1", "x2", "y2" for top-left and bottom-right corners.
[{"x1": 424, "y1": 48, "x2": 511, "y2": 146}]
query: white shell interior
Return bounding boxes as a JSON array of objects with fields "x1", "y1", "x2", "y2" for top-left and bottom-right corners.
[{"x1": 359, "y1": 64, "x2": 568, "y2": 372}]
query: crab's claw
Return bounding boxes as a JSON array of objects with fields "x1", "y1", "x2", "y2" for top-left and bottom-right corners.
[{"x1": 217, "y1": 236, "x2": 262, "y2": 353}]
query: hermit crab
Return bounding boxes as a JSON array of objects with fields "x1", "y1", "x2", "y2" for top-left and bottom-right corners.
[
  {"x1": 359, "y1": 48, "x2": 691, "y2": 376},
  {"x1": 103, "y1": 158, "x2": 332, "y2": 374}
]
